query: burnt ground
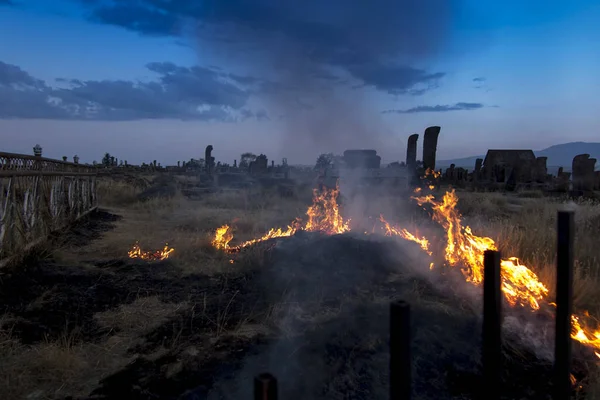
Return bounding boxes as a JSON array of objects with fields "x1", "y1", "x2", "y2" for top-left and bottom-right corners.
[{"x1": 0, "y1": 210, "x2": 596, "y2": 399}]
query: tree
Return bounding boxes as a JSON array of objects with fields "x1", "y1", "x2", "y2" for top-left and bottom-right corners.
[
  {"x1": 315, "y1": 153, "x2": 334, "y2": 170},
  {"x1": 102, "y1": 153, "x2": 112, "y2": 167},
  {"x1": 239, "y1": 152, "x2": 257, "y2": 169}
]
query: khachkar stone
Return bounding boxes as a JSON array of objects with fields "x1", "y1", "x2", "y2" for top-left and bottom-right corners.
[
  {"x1": 33, "y1": 144, "x2": 42, "y2": 157},
  {"x1": 422, "y1": 126, "x2": 441, "y2": 171},
  {"x1": 406, "y1": 133, "x2": 418, "y2": 168},
  {"x1": 572, "y1": 154, "x2": 594, "y2": 192},
  {"x1": 233, "y1": 160, "x2": 237, "y2": 168},
  {"x1": 73, "y1": 155, "x2": 79, "y2": 164},
  {"x1": 205, "y1": 145, "x2": 215, "y2": 174}
]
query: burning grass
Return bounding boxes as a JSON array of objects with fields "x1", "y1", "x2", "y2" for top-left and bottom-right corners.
[{"x1": 211, "y1": 182, "x2": 600, "y2": 363}]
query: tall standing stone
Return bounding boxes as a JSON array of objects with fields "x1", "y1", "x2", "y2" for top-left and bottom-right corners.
[
  {"x1": 406, "y1": 134, "x2": 418, "y2": 168},
  {"x1": 572, "y1": 154, "x2": 591, "y2": 192},
  {"x1": 205, "y1": 145, "x2": 215, "y2": 174},
  {"x1": 422, "y1": 126, "x2": 441, "y2": 171}
]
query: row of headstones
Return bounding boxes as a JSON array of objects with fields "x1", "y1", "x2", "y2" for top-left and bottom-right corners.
[{"x1": 440, "y1": 154, "x2": 599, "y2": 192}]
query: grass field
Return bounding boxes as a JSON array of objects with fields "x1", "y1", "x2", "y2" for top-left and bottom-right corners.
[{"x1": 1, "y1": 174, "x2": 599, "y2": 399}]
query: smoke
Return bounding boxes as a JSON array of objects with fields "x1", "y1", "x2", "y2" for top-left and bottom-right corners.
[{"x1": 192, "y1": 0, "x2": 460, "y2": 162}]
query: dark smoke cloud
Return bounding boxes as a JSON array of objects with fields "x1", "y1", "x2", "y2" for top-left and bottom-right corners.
[
  {"x1": 81, "y1": 0, "x2": 457, "y2": 95},
  {"x1": 77, "y1": 0, "x2": 467, "y2": 160}
]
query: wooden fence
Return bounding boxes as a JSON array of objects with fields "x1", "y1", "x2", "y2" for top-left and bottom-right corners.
[{"x1": 0, "y1": 151, "x2": 98, "y2": 267}]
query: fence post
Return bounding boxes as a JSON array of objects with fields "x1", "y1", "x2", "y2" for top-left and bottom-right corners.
[
  {"x1": 390, "y1": 300, "x2": 411, "y2": 400},
  {"x1": 483, "y1": 250, "x2": 502, "y2": 400},
  {"x1": 254, "y1": 372, "x2": 278, "y2": 400},
  {"x1": 554, "y1": 210, "x2": 574, "y2": 400}
]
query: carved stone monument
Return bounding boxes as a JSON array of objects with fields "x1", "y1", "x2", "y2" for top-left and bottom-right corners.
[
  {"x1": 406, "y1": 134, "x2": 418, "y2": 169},
  {"x1": 422, "y1": 126, "x2": 441, "y2": 171}
]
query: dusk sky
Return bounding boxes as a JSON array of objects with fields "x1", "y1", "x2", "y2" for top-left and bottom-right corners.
[{"x1": 1, "y1": 0, "x2": 599, "y2": 165}]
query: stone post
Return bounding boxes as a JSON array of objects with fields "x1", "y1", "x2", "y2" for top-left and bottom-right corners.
[
  {"x1": 62, "y1": 156, "x2": 67, "y2": 162},
  {"x1": 422, "y1": 126, "x2": 441, "y2": 171},
  {"x1": 177, "y1": 161, "x2": 181, "y2": 168},
  {"x1": 234, "y1": 160, "x2": 237, "y2": 168},
  {"x1": 205, "y1": 145, "x2": 214, "y2": 174},
  {"x1": 33, "y1": 144, "x2": 42, "y2": 157},
  {"x1": 406, "y1": 134, "x2": 418, "y2": 169},
  {"x1": 73, "y1": 155, "x2": 80, "y2": 164},
  {"x1": 572, "y1": 154, "x2": 590, "y2": 192}
]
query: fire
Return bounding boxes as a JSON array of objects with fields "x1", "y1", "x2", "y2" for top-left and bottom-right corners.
[
  {"x1": 379, "y1": 215, "x2": 431, "y2": 255},
  {"x1": 211, "y1": 181, "x2": 600, "y2": 357},
  {"x1": 213, "y1": 184, "x2": 350, "y2": 251},
  {"x1": 406, "y1": 188, "x2": 600, "y2": 355},
  {"x1": 212, "y1": 224, "x2": 234, "y2": 250},
  {"x1": 128, "y1": 242, "x2": 174, "y2": 261}
]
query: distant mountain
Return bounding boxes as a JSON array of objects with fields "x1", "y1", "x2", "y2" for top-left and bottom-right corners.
[{"x1": 437, "y1": 142, "x2": 600, "y2": 173}]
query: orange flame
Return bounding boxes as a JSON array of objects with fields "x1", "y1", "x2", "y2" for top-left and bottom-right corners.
[
  {"x1": 379, "y1": 214, "x2": 431, "y2": 255},
  {"x1": 128, "y1": 242, "x2": 174, "y2": 261},
  {"x1": 213, "y1": 184, "x2": 350, "y2": 251},
  {"x1": 406, "y1": 188, "x2": 600, "y2": 355}
]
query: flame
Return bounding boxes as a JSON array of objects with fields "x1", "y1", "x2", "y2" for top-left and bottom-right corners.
[
  {"x1": 213, "y1": 184, "x2": 350, "y2": 251},
  {"x1": 211, "y1": 181, "x2": 600, "y2": 357},
  {"x1": 212, "y1": 224, "x2": 234, "y2": 250},
  {"x1": 406, "y1": 188, "x2": 600, "y2": 354},
  {"x1": 128, "y1": 242, "x2": 174, "y2": 261},
  {"x1": 379, "y1": 215, "x2": 431, "y2": 255}
]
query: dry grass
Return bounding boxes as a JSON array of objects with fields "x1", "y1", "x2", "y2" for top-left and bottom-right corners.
[
  {"x1": 4, "y1": 173, "x2": 600, "y2": 398},
  {"x1": 456, "y1": 190, "x2": 600, "y2": 314}
]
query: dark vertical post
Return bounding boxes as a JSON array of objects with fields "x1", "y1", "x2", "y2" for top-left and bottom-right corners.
[
  {"x1": 254, "y1": 373, "x2": 278, "y2": 400},
  {"x1": 554, "y1": 210, "x2": 574, "y2": 400},
  {"x1": 483, "y1": 250, "x2": 502, "y2": 400},
  {"x1": 390, "y1": 300, "x2": 411, "y2": 400}
]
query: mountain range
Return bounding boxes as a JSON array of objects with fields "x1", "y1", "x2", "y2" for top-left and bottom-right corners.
[{"x1": 437, "y1": 142, "x2": 600, "y2": 173}]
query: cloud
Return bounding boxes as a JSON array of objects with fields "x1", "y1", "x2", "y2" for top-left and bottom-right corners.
[
  {"x1": 382, "y1": 102, "x2": 485, "y2": 114},
  {"x1": 77, "y1": 0, "x2": 457, "y2": 96},
  {"x1": 0, "y1": 60, "x2": 266, "y2": 120},
  {"x1": 473, "y1": 77, "x2": 486, "y2": 82}
]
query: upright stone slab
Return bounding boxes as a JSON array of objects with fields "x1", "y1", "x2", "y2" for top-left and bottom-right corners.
[
  {"x1": 422, "y1": 126, "x2": 441, "y2": 171},
  {"x1": 572, "y1": 154, "x2": 591, "y2": 192},
  {"x1": 205, "y1": 145, "x2": 215, "y2": 174},
  {"x1": 406, "y1": 134, "x2": 418, "y2": 169}
]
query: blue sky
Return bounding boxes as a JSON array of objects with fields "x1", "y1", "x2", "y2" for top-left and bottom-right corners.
[{"x1": 0, "y1": 0, "x2": 599, "y2": 165}]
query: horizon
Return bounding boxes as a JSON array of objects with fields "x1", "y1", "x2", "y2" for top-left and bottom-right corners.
[{"x1": 1, "y1": 1, "x2": 599, "y2": 165}]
